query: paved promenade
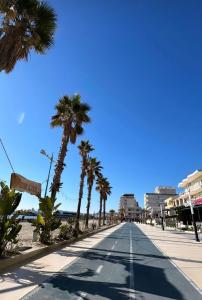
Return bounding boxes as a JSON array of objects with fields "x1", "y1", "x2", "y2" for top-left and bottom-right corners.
[
  {"x1": 0, "y1": 223, "x2": 201, "y2": 299},
  {"x1": 136, "y1": 223, "x2": 202, "y2": 292},
  {"x1": 0, "y1": 225, "x2": 122, "y2": 300}
]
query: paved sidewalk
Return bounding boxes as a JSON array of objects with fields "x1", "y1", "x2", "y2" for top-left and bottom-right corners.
[
  {"x1": 0, "y1": 224, "x2": 123, "y2": 300},
  {"x1": 136, "y1": 223, "x2": 202, "y2": 293}
]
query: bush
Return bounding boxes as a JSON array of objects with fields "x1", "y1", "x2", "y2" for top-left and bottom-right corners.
[
  {"x1": 58, "y1": 223, "x2": 72, "y2": 240},
  {"x1": 181, "y1": 226, "x2": 193, "y2": 231},
  {"x1": 92, "y1": 223, "x2": 96, "y2": 230},
  {"x1": 34, "y1": 196, "x2": 61, "y2": 245},
  {"x1": 0, "y1": 181, "x2": 22, "y2": 256}
]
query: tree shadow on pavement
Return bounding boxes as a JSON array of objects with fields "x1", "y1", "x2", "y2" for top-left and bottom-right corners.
[
  {"x1": 19, "y1": 249, "x2": 189, "y2": 300},
  {"x1": 57, "y1": 245, "x2": 202, "y2": 264}
]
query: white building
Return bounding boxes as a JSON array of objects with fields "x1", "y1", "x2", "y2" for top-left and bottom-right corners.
[
  {"x1": 119, "y1": 194, "x2": 141, "y2": 220},
  {"x1": 178, "y1": 170, "x2": 202, "y2": 207},
  {"x1": 144, "y1": 186, "x2": 177, "y2": 215}
]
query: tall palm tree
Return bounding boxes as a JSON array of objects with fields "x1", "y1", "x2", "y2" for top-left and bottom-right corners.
[
  {"x1": 0, "y1": 0, "x2": 56, "y2": 73},
  {"x1": 102, "y1": 179, "x2": 112, "y2": 225},
  {"x1": 85, "y1": 157, "x2": 102, "y2": 228},
  {"x1": 50, "y1": 95, "x2": 91, "y2": 201},
  {"x1": 109, "y1": 209, "x2": 115, "y2": 224},
  {"x1": 75, "y1": 141, "x2": 94, "y2": 235},
  {"x1": 96, "y1": 176, "x2": 112, "y2": 227}
]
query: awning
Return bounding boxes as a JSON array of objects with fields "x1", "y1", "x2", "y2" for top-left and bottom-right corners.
[{"x1": 193, "y1": 198, "x2": 202, "y2": 206}]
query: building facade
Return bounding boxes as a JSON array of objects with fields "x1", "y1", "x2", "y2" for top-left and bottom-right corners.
[
  {"x1": 119, "y1": 194, "x2": 141, "y2": 221},
  {"x1": 144, "y1": 186, "x2": 177, "y2": 215},
  {"x1": 178, "y1": 170, "x2": 202, "y2": 206}
]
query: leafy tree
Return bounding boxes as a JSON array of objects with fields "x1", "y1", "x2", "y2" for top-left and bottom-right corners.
[
  {"x1": 50, "y1": 94, "x2": 91, "y2": 201},
  {"x1": 35, "y1": 196, "x2": 61, "y2": 244},
  {"x1": 85, "y1": 157, "x2": 102, "y2": 228},
  {"x1": 0, "y1": 0, "x2": 56, "y2": 73},
  {"x1": 0, "y1": 181, "x2": 22, "y2": 256},
  {"x1": 75, "y1": 141, "x2": 94, "y2": 235},
  {"x1": 96, "y1": 176, "x2": 112, "y2": 226}
]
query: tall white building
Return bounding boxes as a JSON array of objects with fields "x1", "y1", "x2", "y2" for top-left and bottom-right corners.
[
  {"x1": 119, "y1": 194, "x2": 141, "y2": 220},
  {"x1": 144, "y1": 186, "x2": 177, "y2": 215}
]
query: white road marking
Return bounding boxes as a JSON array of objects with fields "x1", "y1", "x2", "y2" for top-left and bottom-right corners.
[
  {"x1": 129, "y1": 226, "x2": 135, "y2": 299},
  {"x1": 96, "y1": 264, "x2": 103, "y2": 274},
  {"x1": 106, "y1": 252, "x2": 111, "y2": 258},
  {"x1": 111, "y1": 244, "x2": 115, "y2": 250},
  {"x1": 115, "y1": 240, "x2": 118, "y2": 244},
  {"x1": 77, "y1": 291, "x2": 87, "y2": 300}
]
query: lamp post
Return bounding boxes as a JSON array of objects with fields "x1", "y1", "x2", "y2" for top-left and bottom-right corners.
[
  {"x1": 188, "y1": 187, "x2": 200, "y2": 242},
  {"x1": 160, "y1": 204, "x2": 164, "y2": 231},
  {"x1": 150, "y1": 208, "x2": 153, "y2": 225},
  {"x1": 40, "y1": 149, "x2": 54, "y2": 198}
]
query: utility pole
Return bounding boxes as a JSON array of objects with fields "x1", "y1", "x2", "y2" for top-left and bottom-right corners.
[
  {"x1": 160, "y1": 204, "x2": 164, "y2": 231},
  {"x1": 188, "y1": 187, "x2": 200, "y2": 242}
]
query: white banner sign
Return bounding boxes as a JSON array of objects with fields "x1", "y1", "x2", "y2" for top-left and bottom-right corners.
[{"x1": 10, "y1": 173, "x2": 41, "y2": 197}]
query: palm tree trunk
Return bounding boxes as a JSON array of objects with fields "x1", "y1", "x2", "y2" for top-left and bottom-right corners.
[
  {"x1": 98, "y1": 194, "x2": 102, "y2": 227},
  {"x1": 75, "y1": 160, "x2": 86, "y2": 235},
  {"x1": 51, "y1": 126, "x2": 69, "y2": 201},
  {"x1": 103, "y1": 199, "x2": 106, "y2": 226},
  {"x1": 85, "y1": 182, "x2": 93, "y2": 228}
]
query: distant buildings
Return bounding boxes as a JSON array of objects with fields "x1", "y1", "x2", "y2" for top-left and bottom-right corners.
[
  {"x1": 143, "y1": 170, "x2": 202, "y2": 225},
  {"x1": 119, "y1": 194, "x2": 142, "y2": 220},
  {"x1": 144, "y1": 186, "x2": 177, "y2": 215}
]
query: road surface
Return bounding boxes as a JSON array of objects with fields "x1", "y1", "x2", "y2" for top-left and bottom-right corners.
[{"x1": 23, "y1": 223, "x2": 202, "y2": 300}]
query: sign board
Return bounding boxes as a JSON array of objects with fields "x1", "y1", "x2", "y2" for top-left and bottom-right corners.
[{"x1": 10, "y1": 173, "x2": 41, "y2": 197}]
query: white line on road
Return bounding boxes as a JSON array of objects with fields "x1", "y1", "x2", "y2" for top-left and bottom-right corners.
[
  {"x1": 129, "y1": 225, "x2": 135, "y2": 299},
  {"x1": 77, "y1": 291, "x2": 87, "y2": 300},
  {"x1": 111, "y1": 244, "x2": 115, "y2": 250},
  {"x1": 96, "y1": 264, "x2": 103, "y2": 274},
  {"x1": 115, "y1": 241, "x2": 118, "y2": 244},
  {"x1": 106, "y1": 252, "x2": 111, "y2": 258}
]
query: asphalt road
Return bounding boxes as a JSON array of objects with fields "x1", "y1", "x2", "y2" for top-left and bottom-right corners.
[{"x1": 23, "y1": 223, "x2": 202, "y2": 300}]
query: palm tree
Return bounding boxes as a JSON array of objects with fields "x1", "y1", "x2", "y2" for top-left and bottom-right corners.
[
  {"x1": 102, "y1": 179, "x2": 112, "y2": 226},
  {"x1": 75, "y1": 141, "x2": 94, "y2": 235},
  {"x1": 50, "y1": 95, "x2": 91, "y2": 201},
  {"x1": 85, "y1": 157, "x2": 102, "y2": 228},
  {"x1": 0, "y1": 0, "x2": 56, "y2": 73},
  {"x1": 96, "y1": 176, "x2": 112, "y2": 227},
  {"x1": 109, "y1": 209, "x2": 115, "y2": 224}
]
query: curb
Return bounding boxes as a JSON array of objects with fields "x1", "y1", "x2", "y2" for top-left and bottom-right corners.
[{"x1": 0, "y1": 223, "x2": 118, "y2": 274}]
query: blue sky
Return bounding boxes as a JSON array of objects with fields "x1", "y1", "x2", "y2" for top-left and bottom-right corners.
[{"x1": 1, "y1": 0, "x2": 202, "y2": 213}]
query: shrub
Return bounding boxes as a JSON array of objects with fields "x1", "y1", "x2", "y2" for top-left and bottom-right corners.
[
  {"x1": 92, "y1": 223, "x2": 96, "y2": 230},
  {"x1": 0, "y1": 181, "x2": 22, "y2": 256},
  {"x1": 58, "y1": 223, "x2": 72, "y2": 240},
  {"x1": 35, "y1": 196, "x2": 61, "y2": 244}
]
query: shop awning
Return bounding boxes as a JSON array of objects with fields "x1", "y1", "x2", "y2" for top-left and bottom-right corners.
[{"x1": 193, "y1": 198, "x2": 202, "y2": 206}]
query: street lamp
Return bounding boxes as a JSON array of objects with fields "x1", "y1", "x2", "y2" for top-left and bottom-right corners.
[
  {"x1": 160, "y1": 204, "x2": 164, "y2": 231},
  {"x1": 187, "y1": 186, "x2": 200, "y2": 242},
  {"x1": 40, "y1": 149, "x2": 54, "y2": 198}
]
